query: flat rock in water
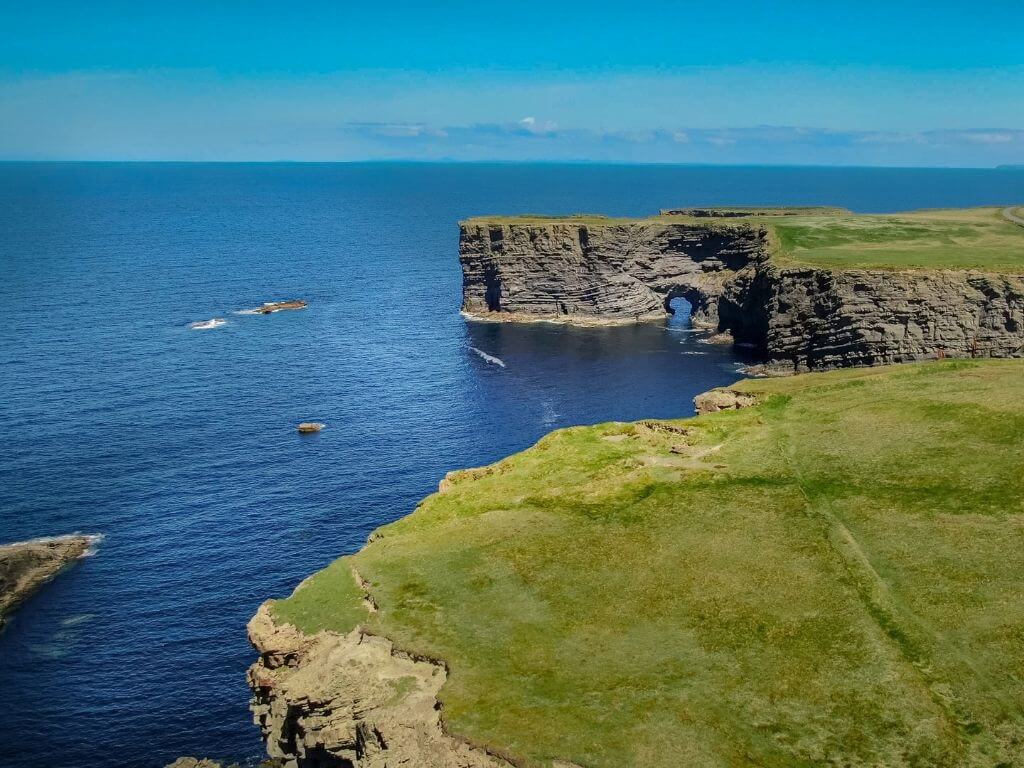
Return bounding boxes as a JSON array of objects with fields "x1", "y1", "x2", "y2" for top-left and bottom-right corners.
[
  {"x1": 258, "y1": 300, "x2": 307, "y2": 314},
  {"x1": 297, "y1": 422, "x2": 325, "y2": 434}
]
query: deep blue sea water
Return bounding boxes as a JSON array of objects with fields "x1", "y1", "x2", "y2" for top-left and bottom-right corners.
[{"x1": 1, "y1": 163, "x2": 1022, "y2": 768}]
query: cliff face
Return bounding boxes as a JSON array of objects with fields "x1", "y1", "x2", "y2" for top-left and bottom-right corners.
[
  {"x1": 247, "y1": 603, "x2": 511, "y2": 768},
  {"x1": 721, "y1": 263, "x2": 1024, "y2": 371},
  {"x1": 459, "y1": 221, "x2": 768, "y2": 327},
  {"x1": 460, "y1": 221, "x2": 1024, "y2": 372}
]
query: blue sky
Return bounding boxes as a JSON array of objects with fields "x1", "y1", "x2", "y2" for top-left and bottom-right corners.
[{"x1": 2, "y1": 1, "x2": 1023, "y2": 165}]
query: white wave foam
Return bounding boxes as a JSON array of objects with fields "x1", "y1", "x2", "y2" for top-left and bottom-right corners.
[
  {"x1": 469, "y1": 347, "x2": 506, "y2": 368},
  {"x1": 81, "y1": 533, "x2": 105, "y2": 557},
  {"x1": 233, "y1": 308, "x2": 261, "y2": 316},
  {"x1": 190, "y1": 318, "x2": 227, "y2": 330},
  {"x1": 679, "y1": 351, "x2": 706, "y2": 356},
  {"x1": 3, "y1": 532, "x2": 103, "y2": 558},
  {"x1": 541, "y1": 401, "x2": 560, "y2": 425}
]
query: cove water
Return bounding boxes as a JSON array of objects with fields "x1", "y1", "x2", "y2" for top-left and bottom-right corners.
[{"x1": 1, "y1": 163, "x2": 1022, "y2": 768}]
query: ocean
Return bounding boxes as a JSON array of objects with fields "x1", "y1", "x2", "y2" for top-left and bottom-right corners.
[{"x1": 1, "y1": 162, "x2": 1022, "y2": 767}]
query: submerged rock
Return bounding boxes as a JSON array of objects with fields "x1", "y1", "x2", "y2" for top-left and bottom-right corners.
[
  {"x1": 189, "y1": 318, "x2": 227, "y2": 330},
  {"x1": 0, "y1": 534, "x2": 97, "y2": 629}
]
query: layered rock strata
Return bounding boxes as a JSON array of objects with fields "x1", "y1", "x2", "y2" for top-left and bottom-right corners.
[
  {"x1": 459, "y1": 220, "x2": 767, "y2": 327},
  {"x1": 721, "y1": 263, "x2": 1024, "y2": 371},
  {"x1": 247, "y1": 603, "x2": 511, "y2": 768},
  {"x1": 460, "y1": 221, "x2": 1024, "y2": 372}
]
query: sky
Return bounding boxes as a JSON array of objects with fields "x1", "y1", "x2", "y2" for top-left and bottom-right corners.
[{"x1": 1, "y1": 1, "x2": 1023, "y2": 166}]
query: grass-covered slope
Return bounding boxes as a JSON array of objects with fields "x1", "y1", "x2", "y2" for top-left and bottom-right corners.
[
  {"x1": 273, "y1": 360, "x2": 1024, "y2": 767},
  {"x1": 465, "y1": 206, "x2": 1024, "y2": 272}
]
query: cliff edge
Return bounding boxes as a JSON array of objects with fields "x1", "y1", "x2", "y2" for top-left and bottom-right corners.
[
  {"x1": 459, "y1": 207, "x2": 1024, "y2": 372},
  {"x1": 247, "y1": 601, "x2": 512, "y2": 768},
  {"x1": 250, "y1": 360, "x2": 1024, "y2": 767}
]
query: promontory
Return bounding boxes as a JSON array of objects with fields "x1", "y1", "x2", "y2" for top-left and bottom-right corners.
[
  {"x1": 246, "y1": 206, "x2": 1024, "y2": 768},
  {"x1": 460, "y1": 206, "x2": 1024, "y2": 372}
]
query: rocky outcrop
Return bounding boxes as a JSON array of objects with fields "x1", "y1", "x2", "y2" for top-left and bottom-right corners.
[
  {"x1": 0, "y1": 534, "x2": 97, "y2": 629},
  {"x1": 247, "y1": 604, "x2": 511, "y2": 768},
  {"x1": 459, "y1": 220, "x2": 768, "y2": 327},
  {"x1": 258, "y1": 300, "x2": 307, "y2": 314},
  {"x1": 460, "y1": 220, "x2": 1024, "y2": 372},
  {"x1": 693, "y1": 389, "x2": 758, "y2": 414},
  {"x1": 721, "y1": 263, "x2": 1024, "y2": 372},
  {"x1": 165, "y1": 757, "x2": 279, "y2": 768}
]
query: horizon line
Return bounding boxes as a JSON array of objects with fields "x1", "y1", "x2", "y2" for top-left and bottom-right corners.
[{"x1": 0, "y1": 158, "x2": 1021, "y2": 171}]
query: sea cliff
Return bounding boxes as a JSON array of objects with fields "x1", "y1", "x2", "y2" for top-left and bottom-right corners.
[
  {"x1": 244, "y1": 207, "x2": 1024, "y2": 767},
  {"x1": 459, "y1": 208, "x2": 1024, "y2": 371},
  {"x1": 248, "y1": 360, "x2": 1024, "y2": 767},
  {"x1": 247, "y1": 602, "x2": 513, "y2": 768}
]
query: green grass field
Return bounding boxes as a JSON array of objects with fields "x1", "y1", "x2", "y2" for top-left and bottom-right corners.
[
  {"x1": 768, "y1": 207, "x2": 1024, "y2": 270},
  {"x1": 466, "y1": 207, "x2": 1024, "y2": 272},
  {"x1": 273, "y1": 359, "x2": 1024, "y2": 767}
]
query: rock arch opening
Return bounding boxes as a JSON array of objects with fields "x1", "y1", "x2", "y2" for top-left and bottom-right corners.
[
  {"x1": 663, "y1": 286, "x2": 717, "y2": 328},
  {"x1": 666, "y1": 295, "x2": 693, "y2": 326}
]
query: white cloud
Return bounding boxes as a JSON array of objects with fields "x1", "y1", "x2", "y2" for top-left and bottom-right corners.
[
  {"x1": 515, "y1": 116, "x2": 557, "y2": 134},
  {"x1": 953, "y1": 131, "x2": 1017, "y2": 145}
]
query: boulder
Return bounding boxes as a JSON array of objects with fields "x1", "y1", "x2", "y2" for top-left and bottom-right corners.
[{"x1": 694, "y1": 389, "x2": 758, "y2": 415}]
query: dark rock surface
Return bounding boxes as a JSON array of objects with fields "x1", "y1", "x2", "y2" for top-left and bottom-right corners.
[
  {"x1": 460, "y1": 220, "x2": 1024, "y2": 372},
  {"x1": 459, "y1": 220, "x2": 767, "y2": 327},
  {"x1": 724, "y1": 263, "x2": 1024, "y2": 372}
]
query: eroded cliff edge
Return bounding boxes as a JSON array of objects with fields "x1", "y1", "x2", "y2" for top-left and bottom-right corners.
[
  {"x1": 459, "y1": 215, "x2": 1024, "y2": 372},
  {"x1": 248, "y1": 601, "x2": 515, "y2": 768},
  {"x1": 249, "y1": 362, "x2": 1024, "y2": 767}
]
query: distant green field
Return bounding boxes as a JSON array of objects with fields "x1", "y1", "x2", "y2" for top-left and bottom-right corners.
[
  {"x1": 768, "y1": 207, "x2": 1024, "y2": 270},
  {"x1": 273, "y1": 359, "x2": 1024, "y2": 767},
  {"x1": 465, "y1": 207, "x2": 1024, "y2": 272}
]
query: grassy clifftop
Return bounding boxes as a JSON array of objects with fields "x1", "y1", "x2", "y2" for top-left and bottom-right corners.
[
  {"x1": 464, "y1": 206, "x2": 1024, "y2": 272},
  {"x1": 273, "y1": 359, "x2": 1024, "y2": 767}
]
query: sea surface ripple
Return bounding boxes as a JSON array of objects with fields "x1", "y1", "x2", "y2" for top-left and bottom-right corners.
[{"x1": 1, "y1": 162, "x2": 1021, "y2": 767}]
